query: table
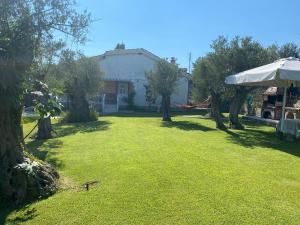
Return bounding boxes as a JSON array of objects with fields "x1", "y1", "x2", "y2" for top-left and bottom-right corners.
[{"x1": 278, "y1": 119, "x2": 300, "y2": 138}]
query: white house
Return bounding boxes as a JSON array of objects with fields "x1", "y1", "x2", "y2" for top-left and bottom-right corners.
[{"x1": 94, "y1": 48, "x2": 189, "y2": 113}]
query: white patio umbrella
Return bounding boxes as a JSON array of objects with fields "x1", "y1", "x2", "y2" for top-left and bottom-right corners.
[{"x1": 225, "y1": 57, "x2": 300, "y2": 131}]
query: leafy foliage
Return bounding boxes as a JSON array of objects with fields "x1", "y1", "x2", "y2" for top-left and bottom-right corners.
[
  {"x1": 0, "y1": 0, "x2": 91, "y2": 202},
  {"x1": 192, "y1": 37, "x2": 299, "y2": 106},
  {"x1": 228, "y1": 36, "x2": 275, "y2": 74},
  {"x1": 56, "y1": 50, "x2": 104, "y2": 122},
  {"x1": 123, "y1": 91, "x2": 136, "y2": 110},
  {"x1": 146, "y1": 59, "x2": 180, "y2": 97},
  {"x1": 278, "y1": 43, "x2": 300, "y2": 58},
  {"x1": 58, "y1": 50, "x2": 104, "y2": 96},
  {"x1": 192, "y1": 36, "x2": 280, "y2": 129},
  {"x1": 192, "y1": 37, "x2": 230, "y2": 102},
  {"x1": 63, "y1": 108, "x2": 98, "y2": 123},
  {"x1": 144, "y1": 84, "x2": 157, "y2": 106},
  {"x1": 31, "y1": 81, "x2": 62, "y2": 119},
  {"x1": 115, "y1": 43, "x2": 126, "y2": 49},
  {"x1": 146, "y1": 59, "x2": 180, "y2": 121}
]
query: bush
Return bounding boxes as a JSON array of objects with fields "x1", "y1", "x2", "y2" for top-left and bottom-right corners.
[
  {"x1": 123, "y1": 91, "x2": 136, "y2": 110},
  {"x1": 22, "y1": 116, "x2": 39, "y2": 124},
  {"x1": 63, "y1": 108, "x2": 98, "y2": 123}
]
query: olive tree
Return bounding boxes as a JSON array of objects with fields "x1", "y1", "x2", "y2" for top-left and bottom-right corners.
[
  {"x1": 193, "y1": 37, "x2": 230, "y2": 129},
  {"x1": 29, "y1": 41, "x2": 65, "y2": 139},
  {"x1": 227, "y1": 37, "x2": 273, "y2": 129},
  {"x1": 193, "y1": 58, "x2": 228, "y2": 129},
  {"x1": 0, "y1": 0, "x2": 90, "y2": 203},
  {"x1": 146, "y1": 59, "x2": 180, "y2": 121},
  {"x1": 58, "y1": 50, "x2": 104, "y2": 122},
  {"x1": 193, "y1": 36, "x2": 280, "y2": 130},
  {"x1": 31, "y1": 81, "x2": 62, "y2": 139},
  {"x1": 227, "y1": 39, "x2": 298, "y2": 129},
  {"x1": 279, "y1": 43, "x2": 299, "y2": 58}
]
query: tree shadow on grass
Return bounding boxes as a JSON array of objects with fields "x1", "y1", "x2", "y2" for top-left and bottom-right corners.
[
  {"x1": 242, "y1": 119, "x2": 278, "y2": 128},
  {"x1": 101, "y1": 112, "x2": 162, "y2": 118},
  {"x1": 161, "y1": 120, "x2": 215, "y2": 132},
  {"x1": 0, "y1": 120, "x2": 113, "y2": 224},
  {"x1": 0, "y1": 202, "x2": 38, "y2": 225},
  {"x1": 226, "y1": 127, "x2": 300, "y2": 158},
  {"x1": 53, "y1": 120, "x2": 111, "y2": 138},
  {"x1": 26, "y1": 139, "x2": 65, "y2": 169},
  {"x1": 101, "y1": 110, "x2": 207, "y2": 118},
  {"x1": 25, "y1": 120, "x2": 111, "y2": 169}
]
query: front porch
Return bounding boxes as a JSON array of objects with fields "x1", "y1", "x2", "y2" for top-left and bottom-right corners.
[{"x1": 101, "y1": 80, "x2": 133, "y2": 113}]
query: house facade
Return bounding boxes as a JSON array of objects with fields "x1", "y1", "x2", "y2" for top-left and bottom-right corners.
[{"x1": 94, "y1": 48, "x2": 189, "y2": 113}]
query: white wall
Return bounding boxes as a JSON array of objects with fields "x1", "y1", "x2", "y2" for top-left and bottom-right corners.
[
  {"x1": 171, "y1": 77, "x2": 189, "y2": 106},
  {"x1": 98, "y1": 51, "x2": 188, "y2": 107}
]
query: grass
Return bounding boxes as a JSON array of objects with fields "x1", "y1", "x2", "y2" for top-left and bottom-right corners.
[{"x1": 1, "y1": 113, "x2": 300, "y2": 224}]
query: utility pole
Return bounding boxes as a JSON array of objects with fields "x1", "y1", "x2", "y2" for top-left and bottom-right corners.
[{"x1": 188, "y1": 52, "x2": 192, "y2": 74}]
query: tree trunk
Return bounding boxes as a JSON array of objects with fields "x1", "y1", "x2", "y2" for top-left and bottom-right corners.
[
  {"x1": 68, "y1": 91, "x2": 94, "y2": 122},
  {"x1": 0, "y1": 101, "x2": 26, "y2": 202},
  {"x1": 0, "y1": 94, "x2": 58, "y2": 203},
  {"x1": 229, "y1": 87, "x2": 253, "y2": 130},
  {"x1": 211, "y1": 92, "x2": 227, "y2": 130},
  {"x1": 161, "y1": 95, "x2": 171, "y2": 121},
  {"x1": 37, "y1": 117, "x2": 52, "y2": 139}
]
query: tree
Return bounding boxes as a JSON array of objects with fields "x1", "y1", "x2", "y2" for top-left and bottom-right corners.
[
  {"x1": 266, "y1": 44, "x2": 281, "y2": 62},
  {"x1": 144, "y1": 84, "x2": 157, "y2": 107},
  {"x1": 115, "y1": 43, "x2": 125, "y2": 50},
  {"x1": 228, "y1": 40, "x2": 298, "y2": 129},
  {"x1": 146, "y1": 59, "x2": 180, "y2": 121},
  {"x1": 29, "y1": 41, "x2": 65, "y2": 139},
  {"x1": 193, "y1": 37, "x2": 230, "y2": 129},
  {"x1": 193, "y1": 58, "x2": 228, "y2": 129},
  {"x1": 279, "y1": 43, "x2": 299, "y2": 58},
  {"x1": 227, "y1": 37, "x2": 273, "y2": 129},
  {"x1": 32, "y1": 81, "x2": 62, "y2": 139},
  {"x1": 0, "y1": 0, "x2": 90, "y2": 203},
  {"x1": 193, "y1": 36, "x2": 280, "y2": 130},
  {"x1": 58, "y1": 50, "x2": 104, "y2": 122}
]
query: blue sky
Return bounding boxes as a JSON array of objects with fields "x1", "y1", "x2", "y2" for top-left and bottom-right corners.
[{"x1": 76, "y1": 0, "x2": 300, "y2": 69}]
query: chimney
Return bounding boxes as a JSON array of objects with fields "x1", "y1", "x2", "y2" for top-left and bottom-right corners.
[
  {"x1": 181, "y1": 68, "x2": 187, "y2": 74},
  {"x1": 170, "y1": 57, "x2": 176, "y2": 64}
]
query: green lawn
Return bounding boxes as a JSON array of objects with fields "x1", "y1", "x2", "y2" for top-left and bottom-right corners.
[{"x1": 1, "y1": 113, "x2": 300, "y2": 224}]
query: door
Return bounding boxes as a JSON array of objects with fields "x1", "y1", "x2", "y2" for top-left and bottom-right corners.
[{"x1": 118, "y1": 82, "x2": 128, "y2": 105}]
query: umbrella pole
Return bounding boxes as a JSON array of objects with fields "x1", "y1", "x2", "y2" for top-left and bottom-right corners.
[{"x1": 280, "y1": 86, "x2": 287, "y2": 131}]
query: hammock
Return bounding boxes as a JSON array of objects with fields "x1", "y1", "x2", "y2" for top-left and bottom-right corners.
[
  {"x1": 175, "y1": 104, "x2": 198, "y2": 109},
  {"x1": 175, "y1": 97, "x2": 211, "y2": 109}
]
